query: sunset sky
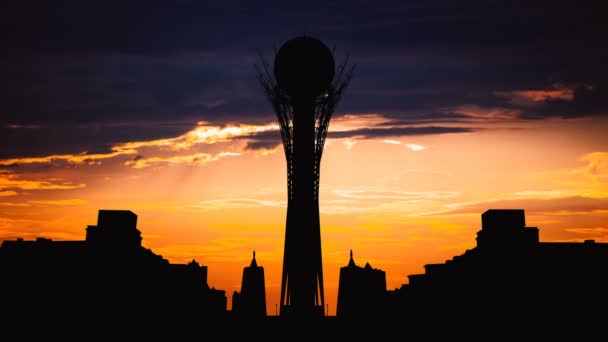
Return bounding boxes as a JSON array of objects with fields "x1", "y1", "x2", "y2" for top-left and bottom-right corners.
[{"x1": 1, "y1": 1, "x2": 607, "y2": 315}]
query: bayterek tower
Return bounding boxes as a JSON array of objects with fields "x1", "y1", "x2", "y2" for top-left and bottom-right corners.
[{"x1": 256, "y1": 36, "x2": 354, "y2": 317}]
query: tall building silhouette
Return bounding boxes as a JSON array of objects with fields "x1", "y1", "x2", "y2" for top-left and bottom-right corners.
[
  {"x1": 336, "y1": 250, "x2": 387, "y2": 319},
  {"x1": 256, "y1": 36, "x2": 354, "y2": 317},
  {"x1": 388, "y1": 209, "x2": 608, "y2": 327},
  {"x1": 0, "y1": 209, "x2": 227, "y2": 326},
  {"x1": 232, "y1": 251, "x2": 267, "y2": 317}
]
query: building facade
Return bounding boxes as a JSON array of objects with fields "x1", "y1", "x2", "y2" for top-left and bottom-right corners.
[
  {"x1": 336, "y1": 250, "x2": 387, "y2": 319},
  {"x1": 232, "y1": 251, "x2": 267, "y2": 318},
  {"x1": 0, "y1": 209, "x2": 227, "y2": 325}
]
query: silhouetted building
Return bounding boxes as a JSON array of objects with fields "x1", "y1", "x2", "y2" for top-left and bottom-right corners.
[
  {"x1": 86, "y1": 209, "x2": 142, "y2": 248},
  {"x1": 232, "y1": 251, "x2": 267, "y2": 318},
  {"x1": 388, "y1": 209, "x2": 608, "y2": 326},
  {"x1": 0, "y1": 209, "x2": 227, "y2": 326},
  {"x1": 336, "y1": 250, "x2": 387, "y2": 320}
]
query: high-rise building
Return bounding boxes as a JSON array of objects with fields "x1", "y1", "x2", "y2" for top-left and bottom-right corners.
[
  {"x1": 336, "y1": 250, "x2": 387, "y2": 319},
  {"x1": 232, "y1": 251, "x2": 267, "y2": 317}
]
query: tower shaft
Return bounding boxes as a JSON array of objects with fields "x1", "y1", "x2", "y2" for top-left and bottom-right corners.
[{"x1": 280, "y1": 100, "x2": 325, "y2": 317}]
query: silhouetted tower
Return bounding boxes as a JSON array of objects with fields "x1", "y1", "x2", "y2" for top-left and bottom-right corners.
[
  {"x1": 256, "y1": 36, "x2": 355, "y2": 317},
  {"x1": 232, "y1": 251, "x2": 267, "y2": 317},
  {"x1": 336, "y1": 250, "x2": 387, "y2": 319}
]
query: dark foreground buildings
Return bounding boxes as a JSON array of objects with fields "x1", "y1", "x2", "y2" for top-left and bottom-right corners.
[
  {"x1": 387, "y1": 209, "x2": 608, "y2": 328},
  {"x1": 1, "y1": 208, "x2": 608, "y2": 336},
  {"x1": 0, "y1": 210, "x2": 226, "y2": 327}
]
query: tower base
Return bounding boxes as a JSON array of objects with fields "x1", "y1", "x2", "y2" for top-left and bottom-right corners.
[{"x1": 280, "y1": 305, "x2": 325, "y2": 318}]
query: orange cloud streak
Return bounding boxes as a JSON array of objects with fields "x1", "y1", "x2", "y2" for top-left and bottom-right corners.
[
  {"x1": 0, "y1": 123, "x2": 278, "y2": 168},
  {"x1": 124, "y1": 151, "x2": 240, "y2": 169},
  {"x1": 0, "y1": 174, "x2": 85, "y2": 190},
  {"x1": 27, "y1": 199, "x2": 89, "y2": 206},
  {"x1": 581, "y1": 152, "x2": 608, "y2": 182},
  {"x1": 116, "y1": 122, "x2": 279, "y2": 151},
  {"x1": 495, "y1": 84, "x2": 576, "y2": 105},
  {"x1": 0, "y1": 150, "x2": 135, "y2": 166}
]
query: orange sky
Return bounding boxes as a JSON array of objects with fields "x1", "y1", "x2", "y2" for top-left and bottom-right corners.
[{"x1": 2, "y1": 113, "x2": 608, "y2": 315}]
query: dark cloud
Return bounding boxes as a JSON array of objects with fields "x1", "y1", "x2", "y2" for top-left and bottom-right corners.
[
  {"x1": 328, "y1": 126, "x2": 474, "y2": 139},
  {"x1": 376, "y1": 112, "x2": 475, "y2": 125},
  {"x1": 3, "y1": 1, "x2": 604, "y2": 54},
  {"x1": 242, "y1": 124, "x2": 474, "y2": 150},
  {"x1": 0, "y1": 53, "x2": 273, "y2": 126},
  {"x1": 242, "y1": 131, "x2": 281, "y2": 151},
  {"x1": 520, "y1": 84, "x2": 608, "y2": 120},
  {"x1": 0, "y1": 0, "x2": 606, "y2": 157},
  {"x1": 244, "y1": 140, "x2": 282, "y2": 151},
  {"x1": 0, "y1": 122, "x2": 192, "y2": 159}
]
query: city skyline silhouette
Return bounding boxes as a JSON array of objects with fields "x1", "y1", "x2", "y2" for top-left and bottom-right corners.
[
  {"x1": 3, "y1": 207, "x2": 607, "y2": 336},
  {"x1": 1, "y1": 1, "x2": 607, "y2": 335}
]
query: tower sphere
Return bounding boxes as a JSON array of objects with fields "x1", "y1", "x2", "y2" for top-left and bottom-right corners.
[{"x1": 274, "y1": 36, "x2": 335, "y2": 99}]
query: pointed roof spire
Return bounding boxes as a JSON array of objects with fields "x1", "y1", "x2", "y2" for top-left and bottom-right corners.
[
  {"x1": 348, "y1": 249, "x2": 356, "y2": 267},
  {"x1": 250, "y1": 250, "x2": 258, "y2": 267}
]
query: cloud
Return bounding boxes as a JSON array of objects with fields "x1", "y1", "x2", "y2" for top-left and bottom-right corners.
[
  {"x1": 242, "y1": 130, "x2": 282, "y2": 151},
  {"x1": 315, "y1": 199, "x2": 361, "y2": 214},
  {"x1": 419, "y1": 196, "x2": 608, "y2": 217},
  {"x1": 531, "y1": 152, "x2": 608, "y2": 191},
  {"x1": 332, "y1": 189, "x2": 459, "y2": 200},
  {"x1": 375, "y1": 112, "x2": 476, "y2": 126},
  {"x1": 117, "y1": 122, "x2": 278, "y2": 151},
  {"x1": 0, "y1": 217, "x2": 83, "y2": 240},
  {"x1": 238, "y1": 114, "x2": 474, "y2": 151},
  {"x1": 244, "y1": 140, "x2": 282, "y2": 151},
  {"x1": 512, "y1": 190, "x2": 574, "y2": 198},
  {"x1": 565, "y1": 227, "x2": 608, "y2": 240},
  {"x1": 449, "y1": 105, "x2": 521, "y2": 121},
  {"x1": 3, "y1": 1, "x2": 604, "y2": 56},
  {"x1": 0, "y1": 149, "x2": 135, "y2": 167},
  {"x1": 27, "y1": 199, "x2": 88, "y2": 206},
  {"x1": 558, "y1": 226, "x2": 608, "y2": 242},
  {"x1": 0, "y1": 190, "x2": 17, "y2": 197},
  {"x1": 0, "y1": 121, "x2": 192, "y2": 160},
  {"x1": 0, "y1": 202, "x2": 30, "y2": 207},
  {"x1": 319, "y1": 205, "x2": 376, "y2": 215},
  {"x1": 328, "y1": 126, "x2": 474, "y2": 139},
  {"x1": 198, "y1": 198, "x2": 286, "y2": 210},
  {"x1": 124, "y1": 151, "x2": 240, "y2": 169},
  {"x1": 0, "y1": 122, "x2": 276, "y2": 168},
  {"x1": 343, "y1": 140, "x2": 357, "y2": 150},
  {"x1": 495, "y1": 84, "x2": 576, "y2": 106},
  {"x1": 1, "y1": 0, "x2": 606, "y2": 166},
  {"x1": 519, "y1": 84, "x2": 608, "y2": 119},
  {"x1": 581, "y1": 152, "x2": 608, "y2": 183},
  {"x1": 566, "y1": 227, "x2": 608, "y2": 234},
  {"x1": 0, "y1": 173, "x2": 85, "y2": 191},
  {"x1": 205, "y1": 99, "x2": 226, "y2": 109},
  {"x1": 380, "y1": 139, "x2": 425, "y2": 151},
  {"x1": 405, "y1": 143, "x2": 425, "y2": 152}
]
